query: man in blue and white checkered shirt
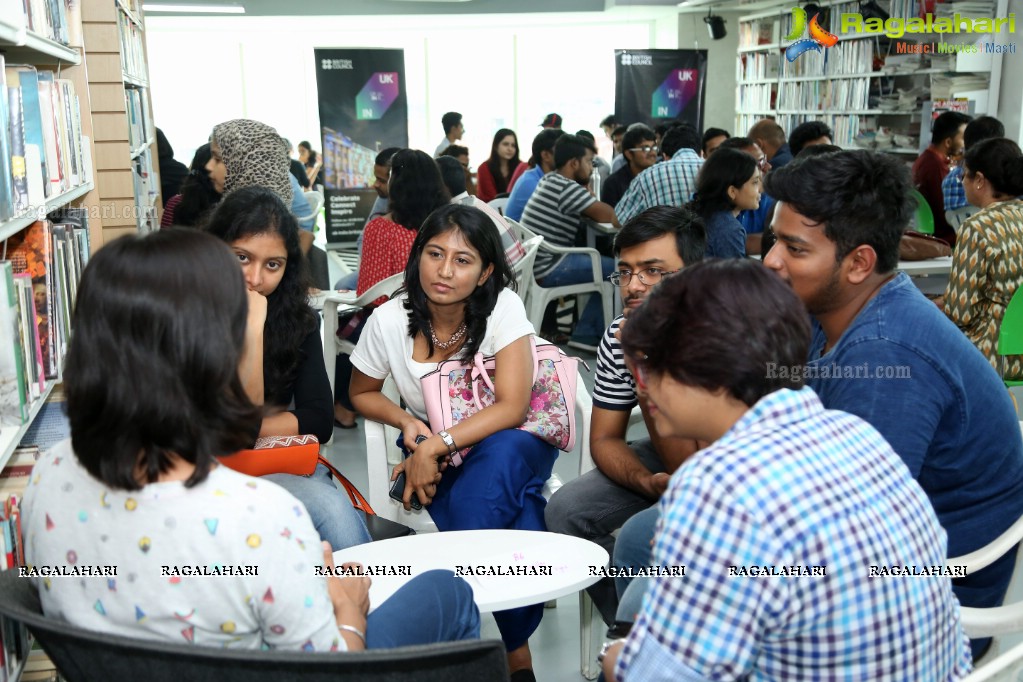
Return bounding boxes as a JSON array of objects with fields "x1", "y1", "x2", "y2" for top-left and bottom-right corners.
[
  {"x1": 603, "y1": 258, "x2": 972, "y2": 681},
  {"x1": 614, "y1": 125, "x2": 704, "y2": 225}
]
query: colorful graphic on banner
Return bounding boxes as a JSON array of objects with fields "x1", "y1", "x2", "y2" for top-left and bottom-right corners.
[
  {"x1": 614, "y1": 49, "x2": 707, "y2": 132},
  {"x1": 314, "y1": 49, "x2": 408, "y2": 245}
]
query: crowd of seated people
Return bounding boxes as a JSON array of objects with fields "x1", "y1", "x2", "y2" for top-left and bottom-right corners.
[{"x1": 24, "y1": 108, "x2": 1023, "y2": 682}]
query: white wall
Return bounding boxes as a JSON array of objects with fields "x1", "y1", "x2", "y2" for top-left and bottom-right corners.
[
  {"x1": 677, "y1": 10, "x2": 741, "y2": 134},
  {"x1": 145, "y1": 8, "x2": 682, "y2": 168},
  {"x1": 995, "y1": 0, "x2": 1023, "y2": 141}
]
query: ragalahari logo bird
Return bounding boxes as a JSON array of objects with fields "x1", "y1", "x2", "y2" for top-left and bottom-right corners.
[{"x1": 785, "y1": 6, "x2": 839, "y2": 61}]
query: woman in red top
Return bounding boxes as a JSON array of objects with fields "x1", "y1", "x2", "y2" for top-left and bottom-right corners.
[
  {"x1": 475, "y1": 128, "x2": 527, "y2": 203},
  {"x1": 336, "y1": 149, "x2": 450, "y2": 426}
]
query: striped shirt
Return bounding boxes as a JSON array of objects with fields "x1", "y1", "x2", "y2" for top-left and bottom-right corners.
[
  {"x1": 616, "y1": 386, "x2": 972, "y2": 682},
  {"x1": 520, "y1": 171, "x2": 596, "y2": 278},
  {"x1": 615, "y1": 148, "x2": 703, "y2": 224},
  {"x1": 593, "y1": 315, "x2": 637, "y2": 411}
]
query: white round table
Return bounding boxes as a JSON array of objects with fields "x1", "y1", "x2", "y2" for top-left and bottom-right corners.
[{"x1": 333, "y1": 529, "x2": 608, "y2": 613}]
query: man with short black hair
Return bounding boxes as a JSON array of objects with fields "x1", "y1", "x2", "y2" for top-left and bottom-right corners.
[
  {"x1": 520, "y1": 134, "x2": 619, "y2": 347},
  {"x1": 602, "y1": 126, "x2": 657, "y2": 208},
  {"x1": 615, "y1": 124, "x2": 703, "y2": 223},
  {"x1": 434, "y1": 111, "x2": 464, "y2": 157},
  {"x1": 913, "y1": 110, "x2": 972, "y2": 245},
  {"x1": 748, "y1": 119, "x2": 793, "y2": 169},
  {"x1": 545, "y1": 206, "x2": 705, "y2": 625},
  {"x1": 942, "y1": 115, "x2": 1005, "y2": 227},
  {"x1": 600, "y1": 115, "x2": 619, "y2": 141},
  {"x1": 505, "y1": 128, "x2": 565, "y2": 221},
  {"x1": 440, "y1": 144, "x2": 473, "y2": 196},
  {"x1": 788, "y1": 120, "x2": 833, "y2": 157},
  {"x1": 610, "y1": 125, "x2": 630, "y2": 172},
  {"x1": 700, "y1": 127, "x2": 730, "y2": 157},
  {"x1": 764, "y1": 149, "x2": 1023, "y2": 660}
]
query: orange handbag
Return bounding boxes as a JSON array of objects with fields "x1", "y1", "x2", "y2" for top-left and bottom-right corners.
[{"x1": 220, "y1": 435, "x2": 375, "y2": 515}]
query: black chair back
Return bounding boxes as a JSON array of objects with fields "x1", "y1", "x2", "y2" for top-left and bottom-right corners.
[{"x1": 0, "y1": 570, "x2": 508, "y2": 681}]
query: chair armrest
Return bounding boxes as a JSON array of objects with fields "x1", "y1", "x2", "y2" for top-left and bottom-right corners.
[
  {"x1": 575, "y1": 382, "x2": 595, "y2": 475},
  {"x1": 949, "y1": 513, "x2": 1023, "y2": 573},
  {"x1": 961, "y1": 603, "x2": 1023, "y2": 638}
]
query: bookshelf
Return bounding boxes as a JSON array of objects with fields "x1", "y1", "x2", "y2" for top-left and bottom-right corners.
[
  {"x1": 81, "y1": 0, "x2": 160, "y2": 242},
  {"x1": 734, "y1": 0, "x2": 1005, "y2": 151}
]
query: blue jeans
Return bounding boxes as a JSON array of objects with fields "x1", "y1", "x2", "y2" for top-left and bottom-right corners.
[
  {"x1": 540, "y1": 253, "x2": 614, "y2": 341},
  {"x1": 366, "y1": 570, "x2": 480, "y2": 648},
  {"x1": 265, "y1": 463, "x2": 372, "y2": 551},
  {"x1": 612, "y1": 505, "x2": 659, "y2": 621},
  {"x1": 420, "y1": 429, "x2": 558, "y2": 651}
]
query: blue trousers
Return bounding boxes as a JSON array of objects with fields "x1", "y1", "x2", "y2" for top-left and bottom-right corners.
[
  {"x1": 612, "y1": 505, "x2": 659, "y2": 623},
  {"x1": 366, "y1": 569, "x2": 481, "y2": 648},
  {"x1": 539, "y1": 253, "x2": 614, "y2": 341},
  {"x1": 423, "y1": 429, "x2": 558, "y2": 651},
  {"x1": 265, "y1": 463, "x2": 372, "y2": 552}
]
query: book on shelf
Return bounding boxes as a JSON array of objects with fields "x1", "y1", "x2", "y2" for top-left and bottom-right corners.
[
  {"x1": 10, "y1": 66, "x2": 48, "y2": 204},
  {"x1": 6, "y1": 221, "x2": 58, "y2": 379},
  {"x1": 6, "y1": 65, "x2": 30, "y2": 216},
  {"x1": 0, "y1": 262, "x2": 29, "y2": 428},
  {"x1": 17, "y1": 0, "x2": 72, "y2": 45},
  {"x1": 12, "y1": 273, "x2": 45, "y2": 401},
  {"x1": 19, "y1": 385, "x2": 67, "y2": 453}
]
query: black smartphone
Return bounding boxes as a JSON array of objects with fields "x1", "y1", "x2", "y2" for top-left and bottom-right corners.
[{"x1": 388, "y1": 435, "x2": 427, "y2": 510}]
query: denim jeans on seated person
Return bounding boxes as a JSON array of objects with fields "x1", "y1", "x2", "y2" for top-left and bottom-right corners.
[
  {"x1": 539, "y1": 253, "x2": 614, "y2": 342},
  {"x1": 611, "y1": 505, "x2": 659, "y2": 622},
  {"x1": 265, "y1": 463, "x2": 372, "y2": 552},
  {"x1": 366, "y1": 569, "x2": 481, "y2": 648}
]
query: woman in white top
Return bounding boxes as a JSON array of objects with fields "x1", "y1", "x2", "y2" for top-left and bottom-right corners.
[{"x1": 350, "y1": 204, "x2": 556, "y2": 681}]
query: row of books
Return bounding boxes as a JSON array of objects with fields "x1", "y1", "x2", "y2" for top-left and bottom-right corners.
[
  {"x1": 737, "y1": 52, "x2": 780, "y2": 82},
  {"x1": 778, "y1": 76, "x2": 873, "y2": 111},
  {"x1": 774, "y1": 113, "x2": 870, "y2": 147},
  {"x1": 782, "y1": 39, "x2": 875, "y2": 78},
  {"x1": 125, "y1": 87, "x2": 148, "y2": 150},
  {"x1": 117, "y1": 8, "x2": 146, "y2": 82},
  {"x1": 0, "y1": 57, "x2": 86, "y2": 223},
  {"x1": 0, "y1": 212, "x2": 90, "y2": 429},
  {"x1": 736, "y1": 82, "x2": 775, "y2": 112},
  {"x1": 0, "y1": 0, "x2": 75, "y2": 46},
  {"x1": 132, "y1": 150, "x2": 158, "y2": 232},
  {"x1": 0, "y1": 475, "x2": 27, "y2": 682}
]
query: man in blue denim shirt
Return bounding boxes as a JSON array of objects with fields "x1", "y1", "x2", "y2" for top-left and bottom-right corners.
[{"x1": 764, "y1": 149, "x2": 1023, "y2": 660}]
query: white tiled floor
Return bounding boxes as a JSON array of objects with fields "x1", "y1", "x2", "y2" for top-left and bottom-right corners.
[{"x1": 321, "y1": 343, "x2": 605, "y2": 681}]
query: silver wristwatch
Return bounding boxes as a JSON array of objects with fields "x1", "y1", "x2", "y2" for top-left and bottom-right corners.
[
  {"x1": 597, "y1": 638, "x2": 626, "y2": 664},
  {"x1": 437, "y1": 430, "x2": 456, "y2": 453}
]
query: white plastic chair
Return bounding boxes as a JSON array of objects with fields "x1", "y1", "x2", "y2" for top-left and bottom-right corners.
[
  {"x1": 952, "y1": 421, "x2": 1023, "y2": 668},
  {"x1": 963, "y1": 638, "x2": 1023, "y2": 680},
  {"x1": 297, "y1": 190, "x2": 324, "y2": 225},
  {"x1": 488, "y1": 196, "x2": 509, "y2": 215},
  {"x1": 511, "y1": 235, "x2": 543, "y2": 306},
  {"x1": 505, "y1": 217, "x2": 613, "y2": 337}
]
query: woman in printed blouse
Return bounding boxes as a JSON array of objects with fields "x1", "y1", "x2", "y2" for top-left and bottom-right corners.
[{"x1": 942, "y1": 137, "x2": 1023, "y2": 379}]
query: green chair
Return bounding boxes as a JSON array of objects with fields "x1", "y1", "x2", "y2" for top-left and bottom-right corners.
[
  {"x1": 998, "y1": 286, "x2": 1023, "y2": 387},
  {"x1": 910, "y1": 189, "x2": 935, "y2": 235}
]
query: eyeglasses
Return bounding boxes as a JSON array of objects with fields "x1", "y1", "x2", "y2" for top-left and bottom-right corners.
[
  {"x1": 627, "y1": 145, "x2": 659, "y2": 154},
  {"x1": 607, "y1": 268, "x2": 679, "y2": 287}
]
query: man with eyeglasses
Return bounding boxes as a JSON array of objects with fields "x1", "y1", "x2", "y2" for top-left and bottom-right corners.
[
  {"x1": 601, "y1": 125, "x2": 658, "y2": 209},
  {"x1": 545, "y1": 206, "x2": 706, "y2": 627},
  {"x1": 615, "y1": 124, "x2": 704, "y2": 224}
]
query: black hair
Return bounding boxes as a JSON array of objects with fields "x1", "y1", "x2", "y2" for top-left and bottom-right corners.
[
  {"x1": 156, "y1": 128, "x2": 174, "y2": 160},
  {"x1": 554, "y1": 134, "x2": 596, "y2": 169},
  {"x1": 788, "y1": 120, "x2": 833, "y2": 157},
  {"x1": 375, "y1": 147, "x2": 401, "y2": 166},
  {"x1": 401, "y1": 204, "x2": 515, "y2": 361},
  {"x1": 660, "y1": 123, "x2": 701, "y2": 157},
  {"x1": 442, "y1": 111, "x2": 462, "y2": 135},
  {"x1": 964, "y1": 138, "x2": 1023, "y2": 198},
  {"x1": 65, "y1": 229, "x2": 261, "y2": 491},
  {"x1": 765, "y1": 149, "x2": 912, "y2": 273},
  {"x1": 174, "y1": 143, "x2": 222, "y2": 227},
  {"x1": 484, "y1": 128, "x2": 522, "y2": 195},
  {"x1": 388, "y1": 148, "x2": 451, "y2": 231},
  {"x1": 612, "y1": 125, "x2": 629, "y2": 139},
  {"x1": 440, "y1": 144, "x2": 469, "y2": 159},
  {"x1": 689, "y1": 147, "x2": 757, "y2": 218},
  {"x1": 204, "y1": 186, "x2": 317, "y2": 406},
  {"x1": 718, "y1": 136, "x2": 755, "y2": 152},
  {"x1": 620, "y1": 259, "x2": 810, "y2": 407},
  {"x1": 614, "y1": 205, "x2": 706, "y2": 266},
  {"x1": 964, "y1": 116, "x2": 1005, "y2": 149},
  {"x1": 701, "y1": 127, "x2": 731, "y2": 154},
  {"x1": 600, "y1": 115, "x2": 618, "y2": 128},
  {"x1": 528, "y1": 128, "x2": 565, "y2": 167},
  {"x1": 298, "y1": 140, "x2": 318, "y2": 167},
  {"x1": 622, "y1": 126, "x2": 656, "y2": 159},
  {"x1": 930, "y1": 111, "x2": 972, "y2": 146},
  {"x1": 796, "y1": 143, "x2": 843, "y2": 159},
  {"x1": 436, "y1": 155, "x2": 468, "y2": 198}
]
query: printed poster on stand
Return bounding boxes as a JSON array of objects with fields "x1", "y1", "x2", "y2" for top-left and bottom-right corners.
[
  {"x1": 614, "y1": 49, "x2": 708, "y2": 132},
  {"x1": 314, "y1": 48, "x2": 408, "y2": 246}
]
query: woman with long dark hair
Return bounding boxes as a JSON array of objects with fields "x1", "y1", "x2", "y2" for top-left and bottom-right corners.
[
  {"x1": 350, "y1": 204, "x2": 552, "y2": 680},
  {"x1": 22, "y1": 228, "x2": 480, "y2": 653},
  {"x1": 206, "y1": 186, "x2": 371, "y2": 551},
  {"x1": 688, "y1": 147, "x2": 761, "y2": 259},
  {"x1": 475, "y1": 128, "x2": 527, "y2": 203},
  {"x1": 298, "y1": 140, "x2": 323, "y2": 187},
  {"x1": 160, "y1": 143, "x2": 221, "y2": 228}
]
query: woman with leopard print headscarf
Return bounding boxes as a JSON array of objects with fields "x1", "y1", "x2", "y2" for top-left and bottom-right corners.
[{"x1": 206, "y1": 119, "x2": 294, "y2": 205}]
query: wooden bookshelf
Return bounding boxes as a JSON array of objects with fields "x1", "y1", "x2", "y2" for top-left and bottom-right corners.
[{"x1": 81, "y1": 0, "x2": 160, "y2": 239}]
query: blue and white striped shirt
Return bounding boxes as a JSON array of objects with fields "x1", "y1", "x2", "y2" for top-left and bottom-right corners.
[{"x1": 616, "y1": 386, "x2": 972, "y2": 682}]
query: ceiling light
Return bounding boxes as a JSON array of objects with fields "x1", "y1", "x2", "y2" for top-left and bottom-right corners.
[{"x1": 142, "y1": 4, "x2": 245, "y2": 13}]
